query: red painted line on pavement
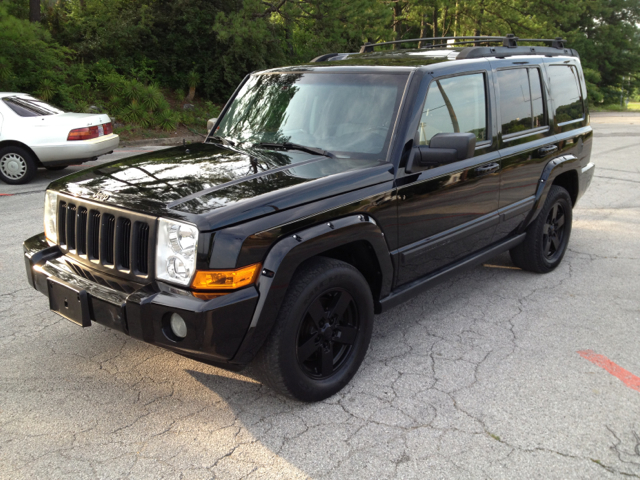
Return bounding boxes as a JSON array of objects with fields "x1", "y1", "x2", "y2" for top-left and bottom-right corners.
[
  {"x1": 578, "y1": 350, "x2": 640, "y2": 393},
  {"x1": 0, "y1": 193, "x2": 13, "y2": 196}
]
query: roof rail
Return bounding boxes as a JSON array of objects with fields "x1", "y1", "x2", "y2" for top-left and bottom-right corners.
[
  {"x1": 359, "y1": 34, "x2": 566, "y2": 53},
  {"x1": 309, "y1": 52, "x2": 354, "y2": 63}
]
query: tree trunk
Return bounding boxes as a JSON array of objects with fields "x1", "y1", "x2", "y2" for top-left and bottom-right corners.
[
  {"x1": 454, "y1": 0, "x2": 459, "y2": 37},
  {"x1": 474, "y1": 1, "x2": 484, "y2": 45},
  {"x1": 393, "y1": 2, "x2": 403, "y2": 50},
  {"x1": 432, "y1": 3, "x2": 438, "y2": 46},
  {"x1": 29, "y1": 0, "x2": 41, "y2": 22},
  {"x1": 393, "y1": 0, "x2": 402, "y2": 50},
  {"x1": 419, "y1": 15, "x2": 426, "y2": 48}
]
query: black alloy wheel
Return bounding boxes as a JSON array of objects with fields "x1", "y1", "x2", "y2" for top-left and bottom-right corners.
[
  {"x1": 510, "y1": 185, "x2": 573, "y2": 273},
  {"x1": 296, "y1": 288, "x2": 359, "y2": 379},
  {"x1": 256, "y1": 257, "x2": 374, "y2": 402},
  {"x1": 542, "y1": 202, "x2": 566, "y2": 262}
]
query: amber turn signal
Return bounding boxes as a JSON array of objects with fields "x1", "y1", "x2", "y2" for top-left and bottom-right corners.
[{"x1": 191, "y1": 263, "x2": 261, "y2": 290}]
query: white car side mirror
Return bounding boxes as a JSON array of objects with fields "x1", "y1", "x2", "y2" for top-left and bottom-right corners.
[{"x1": 207, "y1": 117, "x2": 218, "y2": 132}]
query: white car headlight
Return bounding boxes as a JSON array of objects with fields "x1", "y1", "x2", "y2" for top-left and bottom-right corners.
[
  {"x1": 44, "y1": 191, "x2": 58, "y2": 243},
  {"x1": 156, "y1": 218, "x2": 199, "y2": 286}
]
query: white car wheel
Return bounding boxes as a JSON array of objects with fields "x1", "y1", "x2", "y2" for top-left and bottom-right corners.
[
  {"x1": 0, "y1": 147, "x2": 37, "y2": 185},
  {"x1": 1, "y1": 153, "x2": 27, "y2": 179}
]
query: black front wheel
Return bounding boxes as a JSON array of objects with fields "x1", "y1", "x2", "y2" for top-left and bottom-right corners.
[
  {"x1": 510, "y1": 185, "x2": 573, "y2": 273},
  {"x1": 256, "y1": 257, "x2": 374, "y2": 401}
]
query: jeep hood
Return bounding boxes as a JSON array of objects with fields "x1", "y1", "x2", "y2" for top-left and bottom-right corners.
[{"x1": 49, "y1": 142, "x2": 390, "y2": 229}]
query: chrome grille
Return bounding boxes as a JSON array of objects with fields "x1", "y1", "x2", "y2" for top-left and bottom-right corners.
[
  {"x1": 56, "y1": 195, "x2": 155, "y2": 281},
  {"x1": 89, "y1": 210, "x2": 100, "y2": 260},
  {"x1": 77, "y1": 207, "x2": 87, "y2": 255},
  {"x1": 117, "y1": 218, "x2": 132, "y2": 270},
  {"x1": 66, "y1": 204, "x2": 76, "y2": 251},
  {"x1": 102, "y1": 214, "x2": 115, "y2": 265},
  {"x1": 136, "y1": 223, "x2": 150, "y2": 275}
]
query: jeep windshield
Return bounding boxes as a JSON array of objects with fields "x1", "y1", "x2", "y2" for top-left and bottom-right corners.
[{"x1": 212, "y1": 72, "x2": 409, "y2": 160}]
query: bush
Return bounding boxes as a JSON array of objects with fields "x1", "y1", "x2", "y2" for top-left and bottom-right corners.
[{"x1": 0, "y1": 6, "x2": 69, "y2": 94}]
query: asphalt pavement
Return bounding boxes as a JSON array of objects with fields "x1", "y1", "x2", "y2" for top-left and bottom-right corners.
[{"x1": 1, "y1": 121, "x2": 639, "y2": 479}]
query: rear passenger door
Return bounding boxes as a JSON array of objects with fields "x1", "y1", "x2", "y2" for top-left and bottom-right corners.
[
  {"x1": 490, "y1": 59, "x2": 559, "y2": 240},
  {"x1": 395, "y1": 68, "x2": 501, "y2": 286}
]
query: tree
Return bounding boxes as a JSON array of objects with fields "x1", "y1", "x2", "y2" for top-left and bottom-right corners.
[{"x1": 29, "y1": 0, "x2": 40, "y2": 22}]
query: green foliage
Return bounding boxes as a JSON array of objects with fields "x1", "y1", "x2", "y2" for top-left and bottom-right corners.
[
  {"x1": 187, "y1": 70, "x2": 200, "y2": 89},
  {"x1": 0, "y1": 6, "x2": 69, "y2": 94},
  {"x1": 583, "y1": 68, "x2": 604, "y2": 104},
  {"x1": 38, "y1": 78, "x2": 56, "y2": 101},
  {"x1": 0, "y1": 0, "x2": 29, "y2": 20},
  {"x1": 156, "y1": 109, "x2": 180, "y2": 131},
  {"x1": 2, "y1": 0, "x2": 639, "y2": 136}
]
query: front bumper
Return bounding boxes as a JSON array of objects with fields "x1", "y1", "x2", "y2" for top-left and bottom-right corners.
[{"x1": 24, "y1": 233, "x2": 258, "y2": 365}]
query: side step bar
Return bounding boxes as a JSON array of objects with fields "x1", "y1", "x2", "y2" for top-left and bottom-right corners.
[{"x1": 379, "y1": 233, "x2": 526, "y2": 312}]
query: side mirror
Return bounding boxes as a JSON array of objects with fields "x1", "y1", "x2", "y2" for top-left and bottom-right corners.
[
  {"x1": 407, "y1": 132, "x2": 476, "y2": 173},
  {"x1": 207, "y1": 117, "x2": 218, "y2": 132}
]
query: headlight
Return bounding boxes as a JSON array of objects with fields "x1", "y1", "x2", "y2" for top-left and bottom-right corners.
[
  {"x1": 156, "y1": 218, "x2": 199, "y2": 286},
  {"x1": 44, "y1": 191, "x2": 58, "y2": 243}
]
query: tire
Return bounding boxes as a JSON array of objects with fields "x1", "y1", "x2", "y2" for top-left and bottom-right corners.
[
  {"x1": 256, "y1": 257, "x2": 374, "y2": 402},
  {"x1": 510, "y1": 185, "x2": 573, "y2": 273},
  {"x1": 45, "y1": 165, "x2": 68, "y2": 171},
  {"x1": 0, "y1": 146, "x2": 37, "y2": 185}
]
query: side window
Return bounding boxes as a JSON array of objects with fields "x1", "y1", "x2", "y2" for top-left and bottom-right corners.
[
  {"x1": 548, "y1": 65, "x2": 584, "y2": 123},
  {"x1": 418, "y1": 73, "x2": 487, "y2": 145},
  {"x1": 498, "y1": 68, "x2": 546, "y2": 135}
]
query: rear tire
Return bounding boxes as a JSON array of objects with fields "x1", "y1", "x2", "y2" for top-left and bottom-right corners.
[
  {"x1": 510, "y1": 185, "x2": 572, "y2": 273},
  {"x1": 0, "y1": 146, "x2": 37, "y2": 184},
  {"x1": 256, "y1": 257, "x2": 374, "y2": 402}
]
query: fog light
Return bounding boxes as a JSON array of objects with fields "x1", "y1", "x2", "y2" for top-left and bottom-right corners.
[{"x1": 170, "y1": 313, "x2": 187, "y2": 338}]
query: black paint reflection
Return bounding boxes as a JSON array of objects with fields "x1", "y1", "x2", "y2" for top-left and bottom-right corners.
[{"x1": 50, "y1": 142, "x2": 383, "y2": 217}]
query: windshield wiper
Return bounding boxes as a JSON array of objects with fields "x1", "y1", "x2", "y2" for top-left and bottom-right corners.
[
  {"x1": 258, "y1": 142, "x2": 335, "y2": 158},
  {"x1": 207, "y1": 135, "x2": 235, "y2": 146}
]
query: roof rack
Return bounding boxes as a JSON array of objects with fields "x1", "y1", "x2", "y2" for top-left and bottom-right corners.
[
  {"x1": 359, "y1": 34, "x2": 566, "y2": 53},
  {"x1": 309, "y1": 34, "x2": 575, "y2": 64}
]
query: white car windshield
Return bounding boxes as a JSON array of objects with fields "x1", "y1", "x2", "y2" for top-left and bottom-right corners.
[
  {"x1": 3, "y1": 96, "x2": 64, "y2": 117},
  {"x1": 213, "y1": 72, "x2": 409, "y2": 159}
]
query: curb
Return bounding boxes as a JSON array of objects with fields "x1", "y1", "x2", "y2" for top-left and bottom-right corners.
[
  {"x1": 590, "y1": 111, "x2": 640, "y2": 117},
  {"x1": 119, "y1": 135, "x2": 204, "y2": 148}
]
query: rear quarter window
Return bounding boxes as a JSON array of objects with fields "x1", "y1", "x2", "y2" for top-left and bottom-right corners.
[{"x1": 548, "y1": 65, "x2": 584, "y2": 124}]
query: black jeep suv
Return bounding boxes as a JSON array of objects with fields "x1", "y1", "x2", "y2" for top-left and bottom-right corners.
[{"x1": 24, "y1": 36, "x2": 594, "y2": 401}]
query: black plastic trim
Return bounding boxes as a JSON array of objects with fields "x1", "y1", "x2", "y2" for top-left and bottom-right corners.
[
  {"x1": 231, "y1": 214, "x2": 393, "y2": 365},
  {"x1": 380, "y1": 233, "x2": 526, "y2": 312},
  {"x1": 397, "y1": 211, "x2": 500, "y2": 264}
]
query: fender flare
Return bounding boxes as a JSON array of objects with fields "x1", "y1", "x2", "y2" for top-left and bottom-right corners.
[
  {"x1": 521, "y1": 154, "x2": 579, "y2": 232},
  {"x1": 230, "y1": 214, "x2": 393, "y2": 365}
]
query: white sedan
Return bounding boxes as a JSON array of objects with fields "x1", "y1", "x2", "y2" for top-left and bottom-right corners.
[{"x1": 0, "y1": 93, "x2": 119, "y2": 184}]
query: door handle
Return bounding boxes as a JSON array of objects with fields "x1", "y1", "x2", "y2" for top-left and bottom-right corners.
[
  {"x1": 474, "y1": 162, "x2": 499, "y2": 175},
  {"x1": 537, "y1": 145, "x2": 558, "y2": 156}
]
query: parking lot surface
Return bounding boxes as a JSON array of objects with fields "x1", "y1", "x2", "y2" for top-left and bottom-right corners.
[{"x1": 1, "y1": 123, "x2": 639, "y2": 479}]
